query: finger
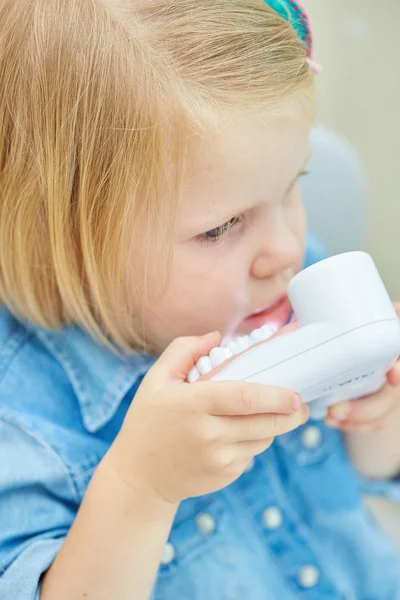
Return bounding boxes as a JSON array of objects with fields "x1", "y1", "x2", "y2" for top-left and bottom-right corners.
[
  {"x1": 325, "y1": 418, "x2": 387, "y2": 433},
  {"x1": 154, "y1": 332, "x2": 222, "y2": 383},
  {"x1": 222, "y1": 404, "x2": 310, "y2": 441},
  {"x1": 202, "y1": 381, "x2": 303, "y2": 416},
  {"x1": 236, "y1": 438, "x2": 275, "y2": 457},
  {"x1": 327, "y1": 387, "x2": 397, "y2": 424}
]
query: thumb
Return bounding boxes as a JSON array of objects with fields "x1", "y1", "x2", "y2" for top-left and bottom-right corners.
[{"x1": 154, "y1": 331, "x2": 222, "y2": 384}]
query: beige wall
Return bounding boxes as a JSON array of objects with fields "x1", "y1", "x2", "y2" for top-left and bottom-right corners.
[{"x1": 302, "y1": 0, "x2": 400, "y2": 297}]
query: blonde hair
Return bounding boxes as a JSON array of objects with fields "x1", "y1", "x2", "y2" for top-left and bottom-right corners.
[{"x1": 0, "y1": 0, "x2": 312, "y2": 353}]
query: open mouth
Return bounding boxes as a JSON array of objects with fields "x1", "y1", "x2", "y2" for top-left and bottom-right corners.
[
  {"x1": 241, "y1": 295, "x2": 292, "y2": 333},
  {"x1": 192, "y1": 297, "x2": 297, "y2": 383}
]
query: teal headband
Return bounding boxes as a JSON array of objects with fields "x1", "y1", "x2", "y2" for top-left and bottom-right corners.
[{"x1": 264, "y1": 0, "x2": 313, "y2": 57}]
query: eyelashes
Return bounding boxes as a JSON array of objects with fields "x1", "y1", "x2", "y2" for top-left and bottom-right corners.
[
  {"x1": 197, "y1": 170, "x2": 309, "y2": 246},
  {"x1": 199, "y1": 215, "x2": 244, "y2": 245}
]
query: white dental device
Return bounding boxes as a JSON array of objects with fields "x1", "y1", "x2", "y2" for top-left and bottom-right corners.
[{"x1": 188, "y1": 252, "x2": 400, "y2": 419}]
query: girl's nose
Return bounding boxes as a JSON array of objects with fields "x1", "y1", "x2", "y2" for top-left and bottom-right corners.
[{"x1": 250, "y1": 229, "x2": 303, "y2": 280}]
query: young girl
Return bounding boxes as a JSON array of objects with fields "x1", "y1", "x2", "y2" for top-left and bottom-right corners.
[{"x1": 0, "y1": 1, "x2": 399, "y2": 599}]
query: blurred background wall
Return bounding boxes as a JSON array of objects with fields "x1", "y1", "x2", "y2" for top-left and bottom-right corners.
[
  {"x1": 302, "y1": 0, "x2": 400, "y2": 298},
  {"x1": 301, "y1": 0, "x2": 400, "y2": 548}
]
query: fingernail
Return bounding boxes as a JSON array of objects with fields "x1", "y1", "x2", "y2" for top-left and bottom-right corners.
[
  {"x1": 331, "y1": 403, "x2": 351, "y2": 421},
  {"x1": 202, "y1": 331, "x2": 216, "y2": 338},
  {"x1": 292, "y1": 393, "x2": 302, "y2": 411},
  {"x1": 326, "y1": 418, "x2": 340, "y2": 429}
]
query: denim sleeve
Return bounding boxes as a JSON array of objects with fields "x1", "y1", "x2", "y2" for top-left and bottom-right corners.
[{"x1": 0, "y1": 412, "x2": 79, "y2": 600}]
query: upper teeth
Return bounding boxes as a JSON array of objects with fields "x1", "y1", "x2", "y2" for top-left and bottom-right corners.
[
  {"x1": 227, "y1": 341, "x2": 240, "y2": 355},
  {"x1": 236, "y1": 335, "x2": 251, "y2": 351},
  {"x1": 209, "y1": 347, "x2": 229, "y2": 367},
  {"x1": 261, "y1": 323, "x2": 275, "y2": 337},
  {"x1": 250, "y1": 329, "x2": 264, "y2": 342},
  {"x1": 187, "y1": 324, "x2": 275, "y2": 382},
  {"x1": 187, "y1": 366, "x2": 201, "y2": 383},
  {"x1": 197, "y1": 356, "x2": 213, "y2": 376}
]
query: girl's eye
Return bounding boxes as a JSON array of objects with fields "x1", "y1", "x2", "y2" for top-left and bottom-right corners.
[{"x1": 199, "y1": 216, "x2": 242, "y2": 244}]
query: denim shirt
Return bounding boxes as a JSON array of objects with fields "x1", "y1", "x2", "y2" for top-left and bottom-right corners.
[{"x1": 0, "y1": 236, "x2": 400, "y2": 600}]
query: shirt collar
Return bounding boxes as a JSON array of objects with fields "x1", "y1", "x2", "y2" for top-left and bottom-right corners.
[{"x1": 33, "y1": 324, "x2": 156, "y2": 433}]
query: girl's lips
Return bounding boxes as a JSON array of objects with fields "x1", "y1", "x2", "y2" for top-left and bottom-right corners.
[
  {"x1": 250, "y1": 296, "x2": 284, "y2": 315},
  {"x1": 241, "y1": 295, "x2": 292, "y2": 333}
]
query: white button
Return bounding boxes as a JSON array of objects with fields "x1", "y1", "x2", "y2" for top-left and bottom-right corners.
[
  {"x1": 262, "y1": 507, "x2": 283, "y2": 530},
  {"x1": 196, "y1": 513, "x2": 216, "y2": 535},
  {"x1": 301, "y1": 425, "x2": 322, "y2": 450},
  {"x1": 298, "y1": 565, "x2": 320, "y2": 588},
  {"x1": 160, "y1": 542, "x2": 175, "y2": 565},
  {"x1": 244, "y1": 457, "x2": 255, "y2": 473}
]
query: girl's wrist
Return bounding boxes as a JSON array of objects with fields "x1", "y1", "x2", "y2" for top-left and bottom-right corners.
[{"x1": 98, "y1": 444, "x2": 180, "y2": 518}]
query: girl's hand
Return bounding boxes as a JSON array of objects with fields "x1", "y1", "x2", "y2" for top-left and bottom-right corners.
[
  {"x1": 326, "y1": 302, "x2": 400, "y2": 432},
  {"x1": 108, "y1": 331, "x2": 309, "y2": 505}
]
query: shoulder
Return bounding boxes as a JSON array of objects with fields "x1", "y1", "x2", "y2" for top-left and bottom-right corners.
[
  {"x1": 0, "y1": 306, "x2": 155, "y2": 490},
  {"x1": 0, "y1": 307, "x2": 81, "y2": 430},
  {"x1": 0, "y1": 309, "x2": 109, "y2": 494}
]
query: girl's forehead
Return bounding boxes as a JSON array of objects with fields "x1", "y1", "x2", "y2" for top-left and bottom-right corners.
[
  {"x1": 191, "y1": 112, "x2": 309, "y2": 168},
  {"x1": 185, "y1": 113, "x2": 310, "y2": 188}
]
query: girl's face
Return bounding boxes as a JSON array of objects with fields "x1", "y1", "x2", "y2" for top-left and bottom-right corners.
[{"x1": 143, "y1": 113, "x2": 310, "y2": 350}]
